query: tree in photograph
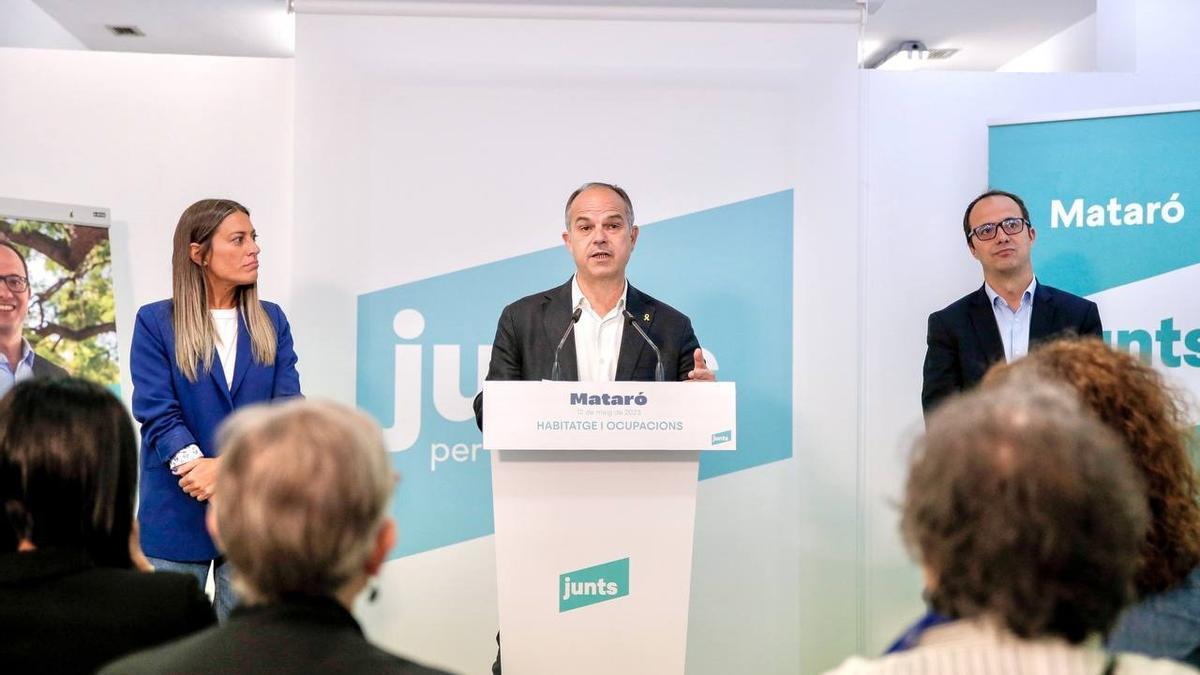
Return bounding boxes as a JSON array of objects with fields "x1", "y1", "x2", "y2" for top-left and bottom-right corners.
[{"x1": 1, "y1": 218, "x2": 118, "y2": 385}]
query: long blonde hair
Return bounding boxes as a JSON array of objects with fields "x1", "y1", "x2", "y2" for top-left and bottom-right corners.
[{"x1": 171, "y1": 199, "x2": 276, "y2": 382}]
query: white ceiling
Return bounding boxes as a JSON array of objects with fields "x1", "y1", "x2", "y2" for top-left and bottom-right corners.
[
  {"x1": 32, "y1": 0, "x2": 295, "y2": 57},
  {"x1": 17, "y1": 0, "x2": 1097, "y2": 70},
  {"x1": 861, "y1": 0, "x2": 1096, "y2": 70}
]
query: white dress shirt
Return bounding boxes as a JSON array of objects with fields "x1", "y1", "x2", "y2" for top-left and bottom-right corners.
[
  {"x1": 823, "y1": 618, "x2": 1196, "y2": 675},
  {"x1": 571, "y1": 276, "x2": 627, "y2": 382},
  {"x1": 984, "y1": 277, "x2": 1037, "y2": 363}
]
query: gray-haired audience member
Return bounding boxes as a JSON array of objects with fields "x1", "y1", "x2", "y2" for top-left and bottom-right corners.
[
  {"x1": 825, "y1": 377, "x2": 1198, "y2": 675},
  {"x1": 102, "y1": 399, "x2": 455, "y2": 674}
]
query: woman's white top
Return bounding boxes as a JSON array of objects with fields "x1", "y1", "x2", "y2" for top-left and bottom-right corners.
[{"x1": 211, "y1": 308, "x2": 238, "y2": 390}]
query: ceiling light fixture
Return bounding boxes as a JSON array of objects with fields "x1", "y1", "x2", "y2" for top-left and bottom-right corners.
[
  {"x1": 874, "y1": 41, "x2": 929, "y2": 70},
  {"x1": 869, "y1": 41, "x2": 961, "y2": 70}
]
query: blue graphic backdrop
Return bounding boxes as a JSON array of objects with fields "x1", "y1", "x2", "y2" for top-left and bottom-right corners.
[
  {"x1": 358, "y1": 191, "x2": 794, "y2": 558},
  {"x1": 990, "y1": 109, "x2": 1200, "y2": 296},
  {"x1": 990, "y1": 108, "x2": 1200, "y2": 448}
]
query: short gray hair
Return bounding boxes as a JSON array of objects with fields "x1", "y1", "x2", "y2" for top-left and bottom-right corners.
[
  {"x1": 215, "y1": 399, "x2": 393, "y2": 603},
  {"x1": 564, "y1": 182, "x2": 635, "y2": 228}
]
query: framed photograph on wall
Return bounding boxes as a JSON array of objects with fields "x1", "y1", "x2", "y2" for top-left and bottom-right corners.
[{"x1": 0, "y1": 197, "x2": 118, "y2": 388}]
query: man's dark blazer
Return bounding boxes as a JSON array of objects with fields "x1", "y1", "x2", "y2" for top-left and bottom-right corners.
[
  {"x1": 31, "y1": 353, "x2": 68, "y2": 379},
  {"x1": 473, "y1": 278, "x2": 700, "y2": 430},
  {"x1": 100, "y1": 594, "x2": 453, "y2": 675},
  {"x1": 0, "y1": 548, "x2": 215, "y2": 674},
  {"x1": 921, "y1": 282, "x2": 1102, "y2": 415}
]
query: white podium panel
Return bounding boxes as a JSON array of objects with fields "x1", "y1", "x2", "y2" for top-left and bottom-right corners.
[
  {"x1": 484, "y1": 381, "x2": 736, "y2": 675},
  {"x1": 485, "y1": 380, "x2": 737, "y2": 451}
]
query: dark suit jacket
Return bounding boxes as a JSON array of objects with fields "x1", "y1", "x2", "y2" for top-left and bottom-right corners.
[
  {"x1": 921, "y1": 282, "x2": 1102, "y2": 415},
  {"x1": 100, "y1": 594, "x2": 454, "y2": 675},
  {"x1": 31, "y1": 354, "x2": 69, "y2": 379},
  {"x1": 473, "y1": 278, "x2": 701, "y2": 429},
  {"x1": 0, "y1": 548, "x2": 215, "y2": 674}
]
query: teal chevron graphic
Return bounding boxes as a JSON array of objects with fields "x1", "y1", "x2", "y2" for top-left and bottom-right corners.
[
  {"x1": 990, "y1": 109, "x2": 1200, "y2": 297},
  {"x1": 357, "y1": 191, "x2": 793, "y2": 558}
]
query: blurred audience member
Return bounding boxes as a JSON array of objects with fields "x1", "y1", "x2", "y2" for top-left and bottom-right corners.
[
  {"x1": 0, "y1": 378, "x2": 215, "y2": 674},
  {"x1": 102, "y1": 399, "x2": 453, "y2": 674},
  {"x1": 989, "y1": 337, "x2": 1200, "y2": 667},
  {"x1": 826, "y1": 377, "x2": 1195, "y2": 674}
]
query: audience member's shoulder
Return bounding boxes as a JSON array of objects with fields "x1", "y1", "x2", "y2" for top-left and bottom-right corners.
[
  {"x1": 83, "y1": 565, "x2": 194, "y2": 590},
  {"x1": 83, "y1": 567, "x2": 215, "y2": 623},
  {"x1": 130, "y1": 566, "x2": 210, "y2": 594},
  {"x1": 1116, "y1": 651, "x2": 1200, "y2": 674},
  {"x1": 354, "y1": 641, "x2": 457, "y2": 675},
  {"x1": 97, "y1": 625, "x2": 221, "y2": 675},
  {"x1": 820, "y1": 654, "x2": 881, "y2": 675}
]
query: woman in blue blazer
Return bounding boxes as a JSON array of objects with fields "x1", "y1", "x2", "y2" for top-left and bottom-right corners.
[{"x1": 131, "y1": 198, "x2": 301, "y2": 620}]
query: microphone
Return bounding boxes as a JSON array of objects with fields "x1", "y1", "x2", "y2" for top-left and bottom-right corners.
[
  {"x1": 550, "y1": 306, "x2": 583, "y2": 381},
  {"x1": 623, "y1": 309, "x2": 664, "y2": 382}
]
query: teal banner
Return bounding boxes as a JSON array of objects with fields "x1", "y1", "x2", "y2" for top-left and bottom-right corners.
[
  {"x1": 989, "y1": 106, "x2": 1200, "y2": 423},
  {"x1": 990, "y1": 108, "x2": 1200, "y2": 297}
]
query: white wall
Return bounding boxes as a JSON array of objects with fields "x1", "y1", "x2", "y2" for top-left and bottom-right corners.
[
  {"x1": 1096, "y1": 0, "x2": 1136, "y2": 71},
  {"x1": 999, "y1": 13, "x2": 1096, "y2": 72},
  {"x1": 0, "y1": 47, "x2": 294, "y2": 403},
  {"x1": 0, "y1": 0, "x2": 84, "y2": 50},
  {"x1": 859, "y1": 0, "x2": 1200, "y2": 656}
]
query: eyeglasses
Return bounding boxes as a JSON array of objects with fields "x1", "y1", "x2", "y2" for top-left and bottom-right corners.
[
  {"x1": 968, "y1": 217, "x2": 1030, "y2": 242},
  {"x1": 1, "y1": 275, "x2": 29, "y2": 293}
]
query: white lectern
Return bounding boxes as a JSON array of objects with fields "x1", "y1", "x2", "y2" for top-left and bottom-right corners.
[{"x1": 484, "y1": 381, "x2": 736, "y2": 675}]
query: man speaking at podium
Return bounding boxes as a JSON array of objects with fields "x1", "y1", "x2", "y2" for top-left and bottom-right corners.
[
  {"x1": 473, "y1": 181, "x2": 714, "y2": 430},
  {"x1": 473, "y1": 182, "x2": 716, "y2": 673}
]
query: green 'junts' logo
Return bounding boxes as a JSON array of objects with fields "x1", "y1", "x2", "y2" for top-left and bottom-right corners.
[{"x1": 559, "y1": 557, "x2": 629, "y2": 612}]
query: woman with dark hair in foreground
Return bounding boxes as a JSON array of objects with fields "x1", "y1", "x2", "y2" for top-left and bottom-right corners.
[{"x1": 0, "y1": 378, "x2": 215, "y2": 674}]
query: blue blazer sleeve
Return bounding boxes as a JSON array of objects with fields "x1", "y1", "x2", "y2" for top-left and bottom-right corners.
[
  {"x1": 268, "y1": 303, "x2": 302, "y2": 399},
  {"x1": 130, "y1": 304, "x2": 197, "y2": 465}
]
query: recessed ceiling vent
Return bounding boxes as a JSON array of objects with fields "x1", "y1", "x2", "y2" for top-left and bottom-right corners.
[
  {"x1": 926, "y1": 48, "x2": 960, "y2": 60},
  {"x1": 106, "y1": 25, "x2": 145, "y2": 37}
]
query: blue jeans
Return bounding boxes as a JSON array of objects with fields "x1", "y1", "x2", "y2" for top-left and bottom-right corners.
[{"x1": 146, "y1": 556, "x2": 238, "y2": 622}]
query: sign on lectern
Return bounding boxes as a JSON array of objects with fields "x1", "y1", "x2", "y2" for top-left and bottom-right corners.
[{"x1": 484, "y1": 380, "x2": 735, "y2": 675}]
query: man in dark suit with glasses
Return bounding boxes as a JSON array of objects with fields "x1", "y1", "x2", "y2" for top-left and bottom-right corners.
[{"x1": 921, "y1": 190, "x2": 1102, "y2": 416}]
